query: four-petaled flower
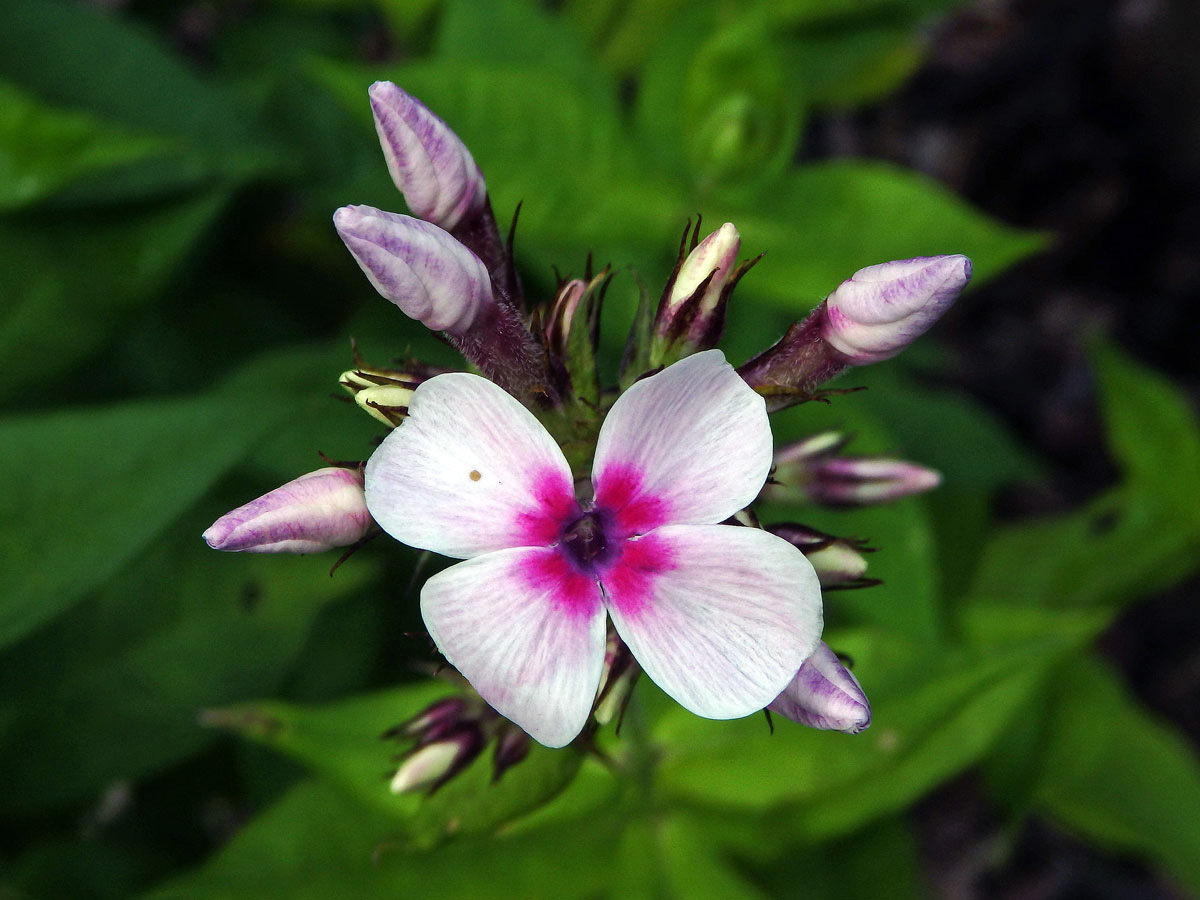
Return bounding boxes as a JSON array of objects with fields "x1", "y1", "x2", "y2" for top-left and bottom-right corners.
[{"x1": 365, "y1": 350, "x2": 823, "y2": 747}]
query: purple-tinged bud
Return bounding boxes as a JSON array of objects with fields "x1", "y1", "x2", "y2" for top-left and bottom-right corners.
[
  {"x1": 334, "y1": 205, "x2": 495, "y2": 336},
  {"x1": 594, "y1": 636, "x2": 638, "y2": 726},
  {"x1": 369, "y1": 81, "x2": 487, "y2": 232},
  {"x1": 491, "y1": 726, "x2": 531, "y2": 783},
  {"x1": 766, "y1": 439, "x2": 941, "y2": 507},
  {"x1": 805, "y1": 457, "x2": 941, "y2": 506},
  {"x1": 390, "y1": 726, "x2": 484, "y2": 794},
  {"x1": 822, "y1": 255, "x2": 972, "y2": 364},
  {"x1": 385, "y1": 696, "x2": 469, "y2": 741},
  {"x1": 203, "y1": 468, "x2": 371, "y2": 554},
  {"x1": 768, "y1": 524, "x2": 873, "y2": 587},
  {"x1": 768, "y1": 642, "x2": 871, "y2": 734}
]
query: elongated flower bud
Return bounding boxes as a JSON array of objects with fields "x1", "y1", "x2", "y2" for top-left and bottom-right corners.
[
  {"x1": 768, "y1": 524, "x2": 872, "y2": 587},
  {"x1": 768, "y1": 642, "x2": 871, "y2": 734},
  {"x1": 822, "y1": 255, "x2": 972, "y2": 364},
  {"x1": 340, "y1": 367, "x2": 423, "y2": 427},
  {"x1": 767, "y1": 438, "x2": 941, "y2": 507},
  {"x1": 334, "y1": 205, "x2": 495, "y2": 335},
  {"x1": 203, "y1": 468, "x2": 371, "y2": 554},
  {"x1": 369, "y1": 81, "x2": 487, "y2": 231}
]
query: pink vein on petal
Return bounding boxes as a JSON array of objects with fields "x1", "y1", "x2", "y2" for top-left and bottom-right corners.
[{"x1": 593, "y1": 462, "x2": 670, "y2": 536}]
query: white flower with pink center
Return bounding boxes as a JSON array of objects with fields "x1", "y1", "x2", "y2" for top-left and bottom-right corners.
[{"x1": 364, "y1": 350, "x2": 823, "y2": 747}]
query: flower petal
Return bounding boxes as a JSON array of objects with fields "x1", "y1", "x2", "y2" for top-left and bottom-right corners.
[
  {"x1": 421, "y1": 547, "x2": 606, "y2": 748},
  {"x1": 592, "y1": 350, "x2": 771, "y2": 532},
  {"x1": 603, "y1": 524, "x2": 822, "y2": 719},
  {"x1": 365, "y1": 373, "x2": 576, "y2": 559}
]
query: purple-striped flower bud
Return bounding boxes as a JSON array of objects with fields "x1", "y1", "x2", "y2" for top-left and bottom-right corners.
[
  {"x1": 768, "y1": 642, "x2": 871, "y2": 734},
  {"x1": 203, "y1": 468, "x2": 371, "y2": 554},
  {"x1": 491, "y1": 726, "x2": 532, "y2": 783},
  {"x1": 390, "y1": 726, "x2": 484, "y2": 794},
  {"x1": 369, "y1": 81, "x2": 487, "y2": 231},
  {"x1": 767, "y1": 438, "x2": 941, "y2": 507},
  {"x1": 334, "y1": 205, "x2": 495, "y2": 335},
  {"x1": 804, "y1": 457, "x2": 941, "y2": 506},
  {"x1": 822, "y1": 255, "x2": 972, "y2": 364}
]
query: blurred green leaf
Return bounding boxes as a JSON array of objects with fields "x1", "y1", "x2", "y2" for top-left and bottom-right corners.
[
  {"x1": 0, "y1": 0, "x2": 277, "y2": 202},
  {"x1": 0, "y1": 344, "x2": 346, "y2": 649},
  {"x1": 654, "y1": 609, "x2": 1103, "y2": 843},
  {"x1": 0, "y1": 517, "x2": 377, "y2": 814},
  {"x1": 208, "y1": 685, "x2": 585, "y2": 844},
  {"x1": 0, "y1": 190, "x2": 229, "y2": 402},
  {"x1": 635, "y1": 10, "x2": 804, "y2": 193},
  {"x1": 1032, "y1": 655, "x2": 1200, "y2": 895},
  {"x1": 0, "y1": 79, "x2": 172, "y2": 211},
  {"x1": 138, "y1": 778, "x2": 622, "y2": 900},
  {"x1": 728, "y1": 162, "x2": 1046, "y2": 309},
  {"x1": 967, "y1": 340, "x2": 1200, "y2": 609}
]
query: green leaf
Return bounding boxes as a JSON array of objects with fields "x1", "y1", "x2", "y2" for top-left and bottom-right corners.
[
  {"x1": 0, "y1": 344, "x2": 348, "y2": 650},
  {"x1": 1090, "y1": 338, "x2": 1200, "y2": 509},
  {"x1": 207, "y1": 685, "x2": 586, "y2": 844},
  {"x1": 0, "y1": 190, "x2": 229, "y2": 401},
  {"x1": 0, "y1": 78, "x2": 172, "y2": 211},
  {"x1": 138, "y1": 779, "x2": 622, "y2": 900},
  {"x1": 967, "y1": 340, "x2": 1200, "y2": 609},
  {"x1": 726, "y1": 161, "x2": 1046, "y2": 310},
  {"x1": 1032, "y1": 656, "x2": 1200, "y2": 895},
  {"x1": 653, "y1": 610, "x2": 1103, "y2": 843},
  {"x1": 0, "y1": 517, "x2": 377, "y2": 814},
  {"x1": 0, "y1": 0, "x2": 276, "y2": 201}
]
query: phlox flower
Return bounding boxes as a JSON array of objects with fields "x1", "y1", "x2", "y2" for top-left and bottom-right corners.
[{"x1": 365, "y1": 350, "x2": 823, "y2": 747}]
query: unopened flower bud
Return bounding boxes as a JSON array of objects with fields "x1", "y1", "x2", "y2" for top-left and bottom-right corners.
[
  {"x1": 768, "y1": 642, "x2": 871, "y2": 734},
  {"x1": 491, "y1": 727, "x2": 531, "y2": 782},
  {"x1": 203, "y1": 468, "x2": 371, "y2": 554},
  {"x1": 822, "y1": 255, "x2": 972, "y2": 364},
  {"x1": 651, "y1": 223, "x2": 748, "y2": 366},
  {"x1": 545, "y1": 278, "x2": 588, "y2": 356},
  {"x1": 767, "y1": 440, "x2": 940, "y2": 507},
  {"x1": 390, "y1": 726, "x2": 483, "y2": 794},
  {"x1": 386, "y1": 696, "x2": 469, "y2": 741},
  {"x1": 593, "y1": 636, "x2": 638, "y2": 726},
  {"x1": 334, "y1": 205, "x2": 495, "y2": 335},
  {"x1": 768, "y1": 524, "x2": 872, "y2": 587},
  {"x1": 806, "y1": 457, "x2": 940, "y2": 506},
  {"x1": 369, "y1": 81, "x2": 487, "y2": 231},
  {"x1": 665, "y1": 222, "x2": 740, "y2": 319}
]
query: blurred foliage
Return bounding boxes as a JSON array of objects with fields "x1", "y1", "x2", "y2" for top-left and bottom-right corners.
[{"x1": 0, "y1": 0, "x2": 1197, "y2": 898}]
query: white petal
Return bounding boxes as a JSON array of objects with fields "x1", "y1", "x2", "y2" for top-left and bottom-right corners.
[
  {"x1": 421, "y1": 547, "x2": 606, "y2": 748},
  {"x1": 365, "y1": 373, "x2": 576, "y2": 559},
  {"x1": 604, "y1": 525, "x2": 822, "y2": 719},
  {"x1": 592, "y1": 350, "x2": 771, "y2": 532}
]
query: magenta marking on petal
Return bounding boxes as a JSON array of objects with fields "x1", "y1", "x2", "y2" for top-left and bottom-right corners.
[
  {"x1": 515, "y1": 467, "x2": 579, "y2": 546},
  {"x1": 593, "y1": 463, "x2": 670, "y2": 536},
  {"x1": 520, "y1": 551, "x2": 601, "y2": 621},
  {"x1": 601, "y1": 533, "x2": 677, "y2": 619}
]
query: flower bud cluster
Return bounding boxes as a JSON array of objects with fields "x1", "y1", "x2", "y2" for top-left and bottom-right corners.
[
  {"x1": 204, "y1": 81, "x2": 974, "y2": 785},
  {"x1": 384, "y1": 695, "x2": 531, "y2": 794}
]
